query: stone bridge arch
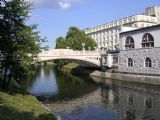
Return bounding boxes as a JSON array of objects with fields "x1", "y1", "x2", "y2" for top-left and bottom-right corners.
[{"x1": 38, "y1": 49, "x2": 101, "y2": 67}]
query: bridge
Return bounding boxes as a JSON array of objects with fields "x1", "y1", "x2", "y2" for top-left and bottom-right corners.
[
  {"x1": 38, "y1": 49, "x2": 102, "y2": 67},
  {"x1": 38, "y1": 49, "x2": 115, "y2": 67}
]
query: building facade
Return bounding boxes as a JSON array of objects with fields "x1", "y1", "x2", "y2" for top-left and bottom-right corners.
[
  {"x1": 118, "y1": 24, "x2": 160, "y2": 75},
  {"x1": 84, "y1": 6, "x2": 160, "y2": 49}
]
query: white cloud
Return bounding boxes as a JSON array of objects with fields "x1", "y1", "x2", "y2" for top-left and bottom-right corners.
[
  {"x1": 26, "y1": 0, "x2": 86, "y2": 10},
  {"x1": 58, "y1": 1, "x2": 71, "y2": 10}
]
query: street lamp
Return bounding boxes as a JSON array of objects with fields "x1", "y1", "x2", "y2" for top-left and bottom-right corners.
[
  {"x1": 82, "y1": 43, "x2": 85, "y2": 54},
  {"x1": 88, "y1": 46, "x2": 91, "y2": 52}
]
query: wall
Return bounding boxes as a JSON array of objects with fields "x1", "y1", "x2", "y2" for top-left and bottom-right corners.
[
  {"x1": 120, "y1": 26, "x2": 160, "y2": 50},
  {"x1": 118, "y1": 47, "x2": 160, "y2": 75},
  {"x1": 119, "y1": 26, "x2": 160, "y2": 75}
]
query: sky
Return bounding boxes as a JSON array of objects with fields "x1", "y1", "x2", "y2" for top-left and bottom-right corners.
[{"x1": 27, "y1": 0, "x2": 160, "y2": 49}]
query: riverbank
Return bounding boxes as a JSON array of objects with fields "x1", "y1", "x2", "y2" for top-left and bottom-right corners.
[
  {"x1": 0, "y1": 76, "x2": 57, "y2": 120},
  {"x1": 61, "y1": 63, "x2": 160, "y2": 86},
  {"x1": 0, "y1": 88, "x2": 57, "y2": 120},
  {"x1": 90, "y1": 71, "x2": 160, "y2": 86}
]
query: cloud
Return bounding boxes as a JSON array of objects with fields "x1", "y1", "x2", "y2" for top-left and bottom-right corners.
[
  {"x1": 27, "y1": 0, "x2": 86, "y2": 10},
  {"x1": 59, "y1": 1, "x2": 71, "y2": 10}
]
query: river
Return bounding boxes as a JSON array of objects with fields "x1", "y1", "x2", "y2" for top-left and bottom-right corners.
[{"x1": 22, "y1": 64, "x2": 160, "y2": 120}]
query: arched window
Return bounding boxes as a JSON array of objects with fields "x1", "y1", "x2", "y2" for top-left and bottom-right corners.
[
  {"x1": 125, "y1": 36, "x2": 134, "y2": 49},
  {"x1": 145, "y1": 57, "x2": 152, "y2": 67},
  {"x1": 128, "y1": 58, "x2": 133, "y2": 67},
  {"x1": 142, "y1": 33, "x2": 154, "y2": 48}
]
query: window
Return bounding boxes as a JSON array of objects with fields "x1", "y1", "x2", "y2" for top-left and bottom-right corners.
[
  {"x1": 128, "y1": 58, "x2": 133, "y2": 67},
  {"x1": 144, "y1": 98, "x2": 152, "y2": 108},
  {"x1": 125, "y1": 36, "x2": 135, "y2": 49},
  {"x1": 145, "y1": 57, "x2": 152, "y2": 67},
  {"x1": 142, "y1": 33, "x2": 154, "y2": 48}
]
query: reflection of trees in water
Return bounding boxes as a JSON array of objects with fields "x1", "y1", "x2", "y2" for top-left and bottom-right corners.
[
  {"x1": 25, "y1": 64, "x2": 99, "y2": 102},
  {"x1": 50, "y1": 70, "x2": 98, "y2": 102},
  {"x1": 99, "y1": 78, "x2": 160, "y2": 120},
  {"x1": 20, "y1": 64, "x2": 56, "y2": 89}
]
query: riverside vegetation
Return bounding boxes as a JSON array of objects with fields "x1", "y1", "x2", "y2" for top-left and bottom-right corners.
[
  {"x1": 0, "y1": 89, "x2": 56, "y2": 120},
  {"x1": 0, "y1": 0, "x2": 56, "y2": 120}
]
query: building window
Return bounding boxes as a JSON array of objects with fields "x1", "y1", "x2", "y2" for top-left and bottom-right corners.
[
  {"x1": 142, "y1": 33, "x2": 154, "y2": 48},
  {"x1": 125, "y1": 36, "x2": 135, "y2": 49},
  {"x1": 145, "y1": 57, "x2": 152, "y2": 67},
  {"x1": 128, "y1": 58, "x2": 133, "y2": 67}
]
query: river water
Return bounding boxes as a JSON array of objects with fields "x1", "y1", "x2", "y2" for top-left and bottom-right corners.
[{"x1": 22, "y1": 65, "x2": 160, "y2": 120}]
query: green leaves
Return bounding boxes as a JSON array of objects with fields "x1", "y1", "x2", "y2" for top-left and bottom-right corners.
[
  {"x1": 0, "y1": 0, "x2": 47, "y2": 88},
  {"x1": 54, "y1": 26, "x2": 97, "y2": 68},
  {"x1": 55, "y1": 26, "x2": 97, "y2": 50}
]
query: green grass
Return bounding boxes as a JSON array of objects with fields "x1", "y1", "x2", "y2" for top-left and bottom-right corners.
[
  {"x1": 62, "y1": 62, "x2": 79, "y2": 70},
  {"x1": 0, "y1": 91, "x2": 56, "y2": 120}
]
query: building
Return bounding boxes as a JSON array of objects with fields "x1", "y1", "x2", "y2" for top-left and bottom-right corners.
[
  {"x1": 84, "y1": 6, "x2": 160, "y2": 49},
  {"x1": 118, "y1": 24, "x2": 160, "y2": 75}
]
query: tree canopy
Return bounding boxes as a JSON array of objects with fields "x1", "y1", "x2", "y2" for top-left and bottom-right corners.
[
  {"x1": 55, "y1": 27, "x2": 97, "y2": 50},
  {"x1": 0, "y1": 0, "x2": 46, "y2": 88}
]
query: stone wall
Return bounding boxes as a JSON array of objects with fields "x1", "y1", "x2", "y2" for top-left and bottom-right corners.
[{"x1": 118, "y1": 47, "x2": 160, "y2": 75}]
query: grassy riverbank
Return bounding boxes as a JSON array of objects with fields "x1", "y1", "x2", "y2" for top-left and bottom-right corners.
[
  {"x1": 0, "y1": 75, "x2": 56, "y2": 120},
  {"x1": 61, "y1": 62, "x2": 100, "y2": 75},
  {"x1": 0, "y1": 89, "x2": 56, "y2": 120},
  {"x1": 62, "y1": 62, "x2": 79, "y2": 70}
]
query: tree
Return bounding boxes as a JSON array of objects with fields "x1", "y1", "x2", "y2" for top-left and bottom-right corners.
[
  {"x1": 55, "y1": 27, "x2": 97, "y2": 50},
  {"x1": 66, "y1": 27, "x2": 97, "y2": 50},
  {"x1": 0, "y1": 0, "x2": 46, "y2": 89},
  {"x1": 55, "y1": 27, "x2": 97, "y2": 67},
  {"x1": 55, "y1": 37, "x2": 67, "y2": 49}
]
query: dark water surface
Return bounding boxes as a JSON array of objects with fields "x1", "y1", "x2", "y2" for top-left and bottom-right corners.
[{"x1": 22, "y1": 65, "x2": 160, "y2": 120}]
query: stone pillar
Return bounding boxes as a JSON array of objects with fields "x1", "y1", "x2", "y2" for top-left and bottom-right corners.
[{"x1": 107, "y1": 54, "x2": 113, "y2": 67}]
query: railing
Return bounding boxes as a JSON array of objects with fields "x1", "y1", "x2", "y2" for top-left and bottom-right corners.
[{"x1": 39, "y1": 49, "x2": 101, "y2": 56}]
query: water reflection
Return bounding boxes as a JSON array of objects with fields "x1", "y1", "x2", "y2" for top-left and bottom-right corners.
[
  {"x1": 94, "y1": 77, "x2": 160, "y2": 120},
  {"x1": 23, "y1": 65, "x2": 160, "y2": 120}
]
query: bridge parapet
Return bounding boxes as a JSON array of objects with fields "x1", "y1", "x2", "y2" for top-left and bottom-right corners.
[
  {"x1": 38, "y1": 49, "x2": 102, "y2": 67},
  {"x1": 39, "y1": 49, "x2": 100, "y2": 56},
  {"x1": 38, "y1": 49, "x2": 118, "y2": 68}
]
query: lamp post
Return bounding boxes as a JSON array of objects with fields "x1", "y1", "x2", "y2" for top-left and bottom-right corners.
[
  {"x1": 82, "y1": 43, "x2": 85, "y2": 54},
  {"x1": 88, "y1": 46, "x2": 91, "y2": 52}
]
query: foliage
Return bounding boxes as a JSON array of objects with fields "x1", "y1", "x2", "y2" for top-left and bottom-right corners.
[
  {"x1": 55, "y1": 27, "x2": 97, "y2": 67},
  {"x1": 0, "y1": 0, "x2": 46, "y2": 89},
  {"x1": 55, "y1": 26, "x2": 97, "y2": 50},
  {"x1": 55, "y1": 37, "x2": 67, "y2": 49},
  {"x1": 0, "y1": 91, "x2": 56, "y2": 120}
]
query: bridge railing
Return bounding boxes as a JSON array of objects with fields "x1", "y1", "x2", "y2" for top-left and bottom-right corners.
[{"x1": 39, "y1": 49, "x2": 100, "y2": 56}]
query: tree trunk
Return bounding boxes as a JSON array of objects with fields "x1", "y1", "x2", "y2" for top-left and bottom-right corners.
[
  {"x1": 2, "y1": 67, "x2": 7, "y2": 89},
  {"x1": 5, "y1": 66, "x2": 14, "y2": 89}
]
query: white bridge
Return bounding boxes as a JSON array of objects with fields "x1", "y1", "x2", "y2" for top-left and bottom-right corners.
[
  {"x1": 38, "y1": 49, "x2": 114, "y2": 67},
  {"x1": 38, "y1": 49, "x2": 102, "y2": 67}
]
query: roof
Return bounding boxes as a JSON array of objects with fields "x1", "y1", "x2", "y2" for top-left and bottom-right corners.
[{"x1": 120, "y1": 24, "x2": 160, "y2": 34}]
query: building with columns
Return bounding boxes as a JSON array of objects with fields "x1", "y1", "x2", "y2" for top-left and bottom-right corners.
[{"x1": 84, "y1": 6, "x2": 160, "y2": 50}]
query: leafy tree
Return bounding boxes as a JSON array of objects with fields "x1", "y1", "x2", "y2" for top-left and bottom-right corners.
[
  {"x1": 55, "y1": 37, "x2": 67, "y2": 49},
  {"x1": 65, "y1": 27, "x2": 97, "y2": 50},
  {"x1": 55, "y1": 27, "x2": 97, "y2": 50},
  {"x1": 0, "y1": 0, "x2": 46, "y2": 89},
  {"x1": 55, "y1": 27, "x2": 97, "y2": 67}
]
